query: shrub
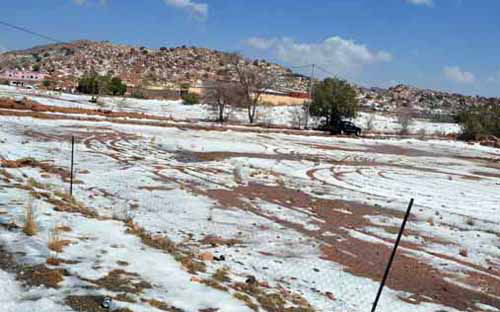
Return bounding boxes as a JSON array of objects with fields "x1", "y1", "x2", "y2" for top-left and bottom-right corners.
[
  {"x1": 131, "y1": 91, "x2": 146, "y2": 99},
  {"x1": 456, "y1": 104, "x2": 500, "y2": 140},
  {"x1": 182, "y1": 92, "x2": 200, "y2": 105},
  {"x1": 77, "y1": 74, "x2": 126, "y2": 96}
]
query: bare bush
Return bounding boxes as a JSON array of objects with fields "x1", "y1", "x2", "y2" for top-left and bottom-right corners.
[
  {"x1": 365, "y1": 114, "x2": 376, "y2": 132},
  {"x1": 396, "y1": 106, "x2": 414, "y2": 135}
]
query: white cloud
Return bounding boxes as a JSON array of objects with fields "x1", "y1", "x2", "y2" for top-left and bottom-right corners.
[
  {"x1": 406, "y1": 0, "x2": 434, "y2": 7},
  {"x1": 163, "y1": 0, "x2": 208, "y2": 18},
  {"x1": 443, "y1": 66, "x2": 476, "y2": 84},
  {"x1": 244, "y1": 36, "x2": 392, "y2": 78},
  {"x1": 244, "y1": 38, "x2": 277, "y2": 50}
]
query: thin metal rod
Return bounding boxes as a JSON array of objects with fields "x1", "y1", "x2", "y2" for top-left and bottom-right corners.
[
  {"x1": 371, "y1": 198, "x2": 414, "y2": 312},
  {"x1": 70, "y1": 136, "x2": 74, "y2": 196},
  {"x1": 305, "y1": 64, "x2": 315, "y2": 129}
]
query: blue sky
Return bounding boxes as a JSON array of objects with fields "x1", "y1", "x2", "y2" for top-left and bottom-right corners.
[{"x1": 1, "y1": 0, "x2": 500, "y2": 96}]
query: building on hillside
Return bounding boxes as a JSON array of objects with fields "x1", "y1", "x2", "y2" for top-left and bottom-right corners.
[{"x1": 0, "y1": 69, "x2": 46, "y2": 87}]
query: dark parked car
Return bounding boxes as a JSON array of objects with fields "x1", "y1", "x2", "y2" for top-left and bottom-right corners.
[
  {"x1": 337, "y1": 120, "x2": 361, "y2": 136},
  {"x1": 319, "y1": 120, "x2": 362, "y2": 136}
]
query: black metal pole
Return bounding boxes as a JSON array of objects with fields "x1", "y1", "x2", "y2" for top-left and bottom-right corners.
[
  {"x1": 371, "y1": 198, "x2": 414, "y2": 312},
  {"x1": 70, "y1": 136, "x2": 74, "y2": 196}
]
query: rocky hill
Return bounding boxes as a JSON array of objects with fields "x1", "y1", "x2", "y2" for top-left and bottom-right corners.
[
  {"x1": 0, "y1": 40, "x2": 310, "y2": 92},
  {"x1": 356, "y1": 84, "x2": 500, "y2": 116},
  {"x1": 1, "y1": 40, "x2": 499, "y2": 115}
]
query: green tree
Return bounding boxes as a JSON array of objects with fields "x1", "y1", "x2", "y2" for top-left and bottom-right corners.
[
  {"x1": 182, "y1": 92, "x2": 200, "y2": 105},
  {"x1": 456, "y1": 103, "x2": 500, "y2": 140},
  {"x1": 77, "y1": 74, "x2": 126, "y2": 96},
  {"x1": 109, "y1": 77, "x2": 127, "y2": 96},
  {"x1": 32, "y1": 64, "x2": 40, "y2": 72},
  {"x1": 310, "y1": 77, "x2": 359, "y2": 129}
]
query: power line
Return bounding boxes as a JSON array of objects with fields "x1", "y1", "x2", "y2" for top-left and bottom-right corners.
[
  {"x1": 288, "y1": 64, "x2": 314, "y2": 69},
  {"x1": 315, "y1": 65, "x2": 338, "y2": 77},
  {"x1": 0, "y1": 20, "x2": 65, "y2": 44}
]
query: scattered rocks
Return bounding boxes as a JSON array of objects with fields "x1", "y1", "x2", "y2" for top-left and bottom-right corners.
[{"x1": 245, "y1": 275, "x2": 257, "y2": 285}]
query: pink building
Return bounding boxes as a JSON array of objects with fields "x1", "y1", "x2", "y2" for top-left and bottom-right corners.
[{"x1": 0, "y1": 69, "x2": 45, "y2": 81}]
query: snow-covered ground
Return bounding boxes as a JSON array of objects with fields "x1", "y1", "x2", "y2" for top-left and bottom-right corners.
[
  {"x1": 0, "y1": 88, "x2": 499, "y2": 312},
  {"x1": 0, "y1": 85, "x2": 461, "y2": 135}
]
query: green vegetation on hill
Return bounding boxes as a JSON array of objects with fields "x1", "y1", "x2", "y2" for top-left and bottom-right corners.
[{"x1": 77, "y1": 74, "x2": 127, "y2": 96}]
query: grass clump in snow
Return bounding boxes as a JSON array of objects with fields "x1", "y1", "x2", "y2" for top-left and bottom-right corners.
[
  {"x1": 17, "y1": 264, "x2": 67, "y2": 289},
  {"x1": 27, "y1": 177, "x2": 47, "y2": 190},
  {"x1": 200, "y1": 235, "x2": 242, "y2": 247},
  {"x1": 212, "y1": 266, "x2": 231, "y2": 283},
  {"x1": 142, "y1": 298, "x2": 184, "y2": 311},
  {"x1": 23, "y1": 200, "x2": 37, "y2": 236},
  {"x1": 233, "y1": 293, "x2": 258, "y2": 312},
  {"x1": 124, "y1": 220, "x2": 207, "y2": 274},
  {"x1": 0, "y1": 168, "x2": 14, "y2": 180},
  {"x1": 231, "y1": 280, "x2": 315, "y2": 312},
  {"x1": 178, "y1": 254, "x2": 207, "y2": 274},
  {"x1": 48, "y1": 191, "x2": 97, "y2": 218},
  {"x1": 82, "y1": 269, "x2": 152, "y2": 294},
  {"x1": 201, "y1": 278, "x2": 228, "y2": 292},
  {"x1": 48, "y1": 225, "x2": 72, "y2": 253},
  {"x1": 125, "y1": 220, "x2": 177, "y2": 253}
]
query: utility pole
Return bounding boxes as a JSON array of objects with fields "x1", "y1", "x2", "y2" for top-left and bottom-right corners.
[
  {"x1": 70, "y1": 136, "x2": 75, "y2": 196},
  {"x1": 304, "y1": 64, "x2": 315, "y2": 129}
]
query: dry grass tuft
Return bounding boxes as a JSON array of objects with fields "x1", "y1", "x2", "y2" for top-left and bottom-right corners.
[
  {"x1": 201, "y1": 278, "x2": 228, "y2": 291},
  {"x1": 47, "y1": 257, "x2": 61, "y2": 266},
  {"x1": 212, "y1": 267, "x2": 231, "y2": 283},
  {"x1": 17, "y1": 264, "x2": 66, "y2": 288},
  {"x1": 200, "y1": 235, "x2": 242, "y2": 247},
  {"x1": 178, "y1": 254, "x2": 207, "y2": 274},
  {"x1": 23, "y1": 201, "x2": 38, "y2": 236},
  {"x1": 144, "y1": 299, "x2": 183, "y2": 311},
  {"x1": 56, "y1": 225, "x2": 72, "y2": 232},
  {"x1": 81, "y1": 269, "x2": 152, "y2": 294},
  {"x1": 48, "y1": 225, "x2": 72, "y2": 253},
  {"x1": 233, "y1": 293, "x2": 258, "y2": 311}
]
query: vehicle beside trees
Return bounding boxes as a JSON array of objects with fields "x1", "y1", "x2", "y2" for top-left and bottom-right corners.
[{"x1": 310, "y1": 77, "x2": 361, "y2": 135}]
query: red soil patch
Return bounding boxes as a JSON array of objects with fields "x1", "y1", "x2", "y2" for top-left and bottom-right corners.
[{"x1": 196, "y1": 182, "x2": 500, "y2": 311}]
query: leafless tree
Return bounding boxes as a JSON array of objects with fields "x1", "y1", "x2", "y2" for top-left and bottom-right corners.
[
  {"x1": 396, "y1": 105, "x2": 414, "y2": 135},
  {"x1": 226, "y1": 53, "x2": 274, "y2": 124},
  {"x1": 203, "y1": 80, "x2": 243, "y2": 123}
]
